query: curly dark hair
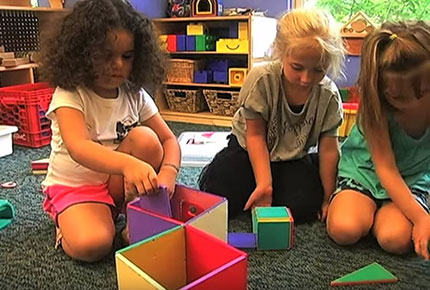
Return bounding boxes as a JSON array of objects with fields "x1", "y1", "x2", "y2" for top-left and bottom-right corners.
[{"x1": 39, "y1": 0, "x2": 166, "y2": 93}]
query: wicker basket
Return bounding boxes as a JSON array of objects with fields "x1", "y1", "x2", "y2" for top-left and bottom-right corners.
[
  {"x1": 165, "y1": 88, "x2": 208, "y2": 113},
  {"x1": 166, "y1": 59, "x2": 204, "y2": 83},
  {"x1": 203, "y1": 89, "x2": 240, "y2": 116}
]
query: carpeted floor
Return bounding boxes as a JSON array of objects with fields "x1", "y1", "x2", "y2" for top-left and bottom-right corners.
[{"x1": 0, "y1": 122, "x2": 429, "y2": 290}]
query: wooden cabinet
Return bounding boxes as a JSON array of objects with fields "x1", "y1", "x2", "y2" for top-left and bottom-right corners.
[
  {"x1": 152, "y1": 15, "x2": 276, "y2": 127},
  {"x1": 0, "y1": 5, "x2": 66, "y2": 87}
]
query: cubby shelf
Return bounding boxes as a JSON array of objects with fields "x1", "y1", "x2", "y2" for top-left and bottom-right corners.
[{"x1": 153, "y1": 15, "x2": 276, "y2": 126}]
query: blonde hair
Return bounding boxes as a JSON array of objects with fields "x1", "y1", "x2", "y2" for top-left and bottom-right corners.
[
  {"x1": 357, "y1": 21, "x2": 430, "y2": 139},
  {"x1": 272, "y1": 8, "x2": 345, "y2": 79}
]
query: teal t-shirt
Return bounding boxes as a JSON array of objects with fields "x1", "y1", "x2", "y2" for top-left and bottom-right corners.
[{"x1": 338, "y1": 118, "x2": 430, "y2": 199}]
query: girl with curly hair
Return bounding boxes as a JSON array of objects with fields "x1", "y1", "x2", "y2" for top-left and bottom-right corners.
[
  {"x1": 40, "y1": 0, "x2": 180, "y2": 262},
  {"x1": 327, "y1": 21, "x2": 430, "y2": 260}
]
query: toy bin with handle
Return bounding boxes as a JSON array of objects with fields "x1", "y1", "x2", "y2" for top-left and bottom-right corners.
[{"x1": 0, "y1": 82, "x2": 54, "y2": 148}]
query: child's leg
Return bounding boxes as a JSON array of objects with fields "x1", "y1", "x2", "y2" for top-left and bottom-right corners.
[
  {"x1": 326, "y1": 190, "x2": 377, "y2": 245},
  {"x1": 57, "y1": 203, "x2": 115, "y2": 262},
  {"x1": 373, "y1": 202, "x2": 413, "y2": 255},
  {"x1": 199, "y1": 135, "x2": 255, "y2": 217},
  {"x1": 271, "y1": 154, "x2": 323, "y2": 223},
  {"x1": 108, "y1": 126, "x2": 164, "y2": 208}
]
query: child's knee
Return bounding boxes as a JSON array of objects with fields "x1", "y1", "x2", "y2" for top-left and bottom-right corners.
[
  {"x1": 125, "y1": 127, "x2": 163, "y2": 164},
  {"x1": 63, "y1": 228, "x2": 114, "y2": 262},
  {"x1": 376, "y1": 228, "x2": 412, "y2": 255},
  {"x1": 326, "y1": 218, "x2": 364, "y2": 245}
]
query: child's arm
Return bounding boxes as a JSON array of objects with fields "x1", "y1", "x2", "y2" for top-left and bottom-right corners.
[
  {"x1": 141, "y1": 113, "x2": 181, "y2": 197},
  {"x1": 368, "y1": 118, "x2": 430, "y2": 260},
  {"x1": 56, "y1": 107, "x2": 158, "y2": 195},
  {"x1": 243, "y1": 118, "x2": 273, "y2": 210},
  {"x1": 318, "y1": 135, "x2": 340, "y2": 221}
]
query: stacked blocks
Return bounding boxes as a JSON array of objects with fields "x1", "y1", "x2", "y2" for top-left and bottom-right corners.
[
  {"x1": 252, "y1": 207, "x2": 295, "y2": 250},
  {"x1": 127, "y1": 184, "x2": 228, "y2": 244},
  {"x1": 116, "y1": 225, "x2": 247, "y2": 290}
]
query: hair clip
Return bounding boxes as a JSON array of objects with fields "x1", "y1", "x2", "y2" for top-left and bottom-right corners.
[{"x1": 389, "y1": 33, "x2": 397, "y2": 40}]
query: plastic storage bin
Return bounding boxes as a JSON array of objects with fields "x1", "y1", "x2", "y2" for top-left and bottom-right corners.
[{"x1": 0, "y1": 82, "x2": 54, "y2": 148}]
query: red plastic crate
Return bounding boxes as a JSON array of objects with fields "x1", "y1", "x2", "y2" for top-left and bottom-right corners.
[{"x1": 0, "y1": 83, "x2": 54, "y2": 148}]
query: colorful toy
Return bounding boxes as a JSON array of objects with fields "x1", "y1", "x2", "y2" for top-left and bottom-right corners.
[
  {"x1": 168, "y1": 0, "x2": 191, "y2": 18},
  {"x1": 195, "y1": 35, "x2": 217, "y2": 51},
  {"x1": 167, "y1": 34, "x2": 177, "y2": 52},
  {"x1": 228, "y1": 233, "x2": 257, "y2": 249},
  {"x1": 191, "y1": 0, "x2": 223, "y2": 17},
  {"x1": 216, "y1": 39, "x2": 248, "y2": 53},
  {"x1": 194, "y1": 70, "x2": 213, "y2": 83},
  {"x1": 139, "y1": 186, "x2": 172, "y2": 218},
  {"x1": 187, "y1": 23, "x2": 207, "y2": 35},
  {"x1": 186, "y1": 35, "x2": 196, "y2": 51},
  {"x1": 176, "y1": 35, "x2": 186, "y2": 51},
  {"x1": 116, "y1": 225, "x2": 247, "y2": 290},
  {"x1": 229, "y1": 68, "x2": 247, "y2": 87},
  {"x1": 0, "y1": 199, "x2": 15, "y2": 230},
  {"x1": 127, "y1": 184, "x2": 228, "y2": 244},
  {"x1": 252, "y1": 207, "x2": 295, "y2": 250},
  {"x1": 330, "y1": 262, "x2": 398, "y2": 286}
]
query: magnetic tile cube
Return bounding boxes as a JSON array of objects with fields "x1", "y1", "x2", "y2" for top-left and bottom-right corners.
[
  {"x1": 116, "y1": 225, "x2": 247, "y2": 290},
  {"x1": 252, "y1": 207, "x2": 295, "y2": 250},
  {"x1": 127, "y1": 184, "x2": 228, "y2": 244}
]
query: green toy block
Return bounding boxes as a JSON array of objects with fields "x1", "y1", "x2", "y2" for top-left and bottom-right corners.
[
  {"x1": 330, "y1": 262, "x2": 398, "y2": 286},
  {"x1": 0, "y1": 199, "x2": 15, "y2": 230},
  {"x1": 196, "y1": 35, "x2": 216, "y2": 51},
  {"x1": 252, "y1": 207, "x2": 294, "y2": 250}
]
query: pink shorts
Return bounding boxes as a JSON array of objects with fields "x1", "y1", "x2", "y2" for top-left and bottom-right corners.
[{"x1": 43, "y1": 183, "x2": 117, "y2": 223}]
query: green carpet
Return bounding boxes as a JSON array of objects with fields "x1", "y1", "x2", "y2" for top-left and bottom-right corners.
[{"x1": 0, "y1": 122, "x2": 428, "y2": 290}]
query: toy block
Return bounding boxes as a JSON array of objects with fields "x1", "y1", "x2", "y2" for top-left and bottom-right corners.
[
  {"x1": 216, "y1": 39, "x2": 248, "y2": 54},
  {"x1": 187, "y1": 23, "x2": 207, "y2": 36},
  {"x1": 330, "y1": 262, "x2": 398, "y2": 286},
  {"x1": 194, "y1": 70, "x2": 213, "y2": 83},
  {"x1": 213, "y1": 71, "x2": 228, "y2": 84},
  {"x1": 176, "y1": 35, "x2": 187, "y2": 51},
  {"x1": 186, "y1": 35, "x2": 196, "y2": 51},
  {"x1": 229, "y1": 68, "x2": 247, "y2": 87},
  {"x1": 167, "y1": 34, "x2": 177, "y2": 52},
  {"x1": 139, "y1": 187, "x2": 172, "y2": 218},
  {"x1": 116, "y1": 225, "x2": 247, "y2": 290},
  {"x1": 159, "y1": 35, "x2": 168, "y2": 51},
  {"x1": 0, "y1": 199, "x2": 15, "y2": 230},
  {"x1": 195, "y1": 35, "x2": 216, "y2": 51},
  {"x1": 238, "y1": 22, "x2": 248, "y2": 39},
  {"x1": 252, "y1": 207, "x2": 295, "y2": 250},
  {"x1": 127, "y1": 184, "x2": 228, "y2": 244},
  {"x1": 228, "y1": 233, "x2": 257, "y2": 249},
  {"x1": 191, "y1": 0, "x2": 222, "y2": 17}
]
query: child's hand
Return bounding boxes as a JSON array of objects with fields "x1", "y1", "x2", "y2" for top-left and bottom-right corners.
[
  {"x1": 123, "y1": 160, "x2": 158, "y2": 197},
  {"x1": 319, "y1": 200, "x2": 330, "y2": 222},
  {"x1": 412, "y1": 216, "x2": 430, "y2": 260},
  {"x1": 158, "y1": 165, "x2": 178, "y2": 198},
  {"x1": 244, "y1": 185, "x2": 273, "y2": 211}
]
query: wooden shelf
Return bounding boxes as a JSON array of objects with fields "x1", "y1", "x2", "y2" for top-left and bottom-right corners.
[
  {"x1": 153, "y1": 15, "x2": 250, "y2": 23},
  {"x1": 163, "y1": 81, "x2": 240, "y2": 89},
  {"x1": 160, "y1": 110, "x2": 232, "y2": 127},
  {"x1": 0, "y1": 5, "x2": 65, "y2": 12},
  {"x1": 170, "y1": 51, "x2": 248, "y2": 55},
  {"x1": 0, "y1": 63, "x2": 38, "y2": 72}
]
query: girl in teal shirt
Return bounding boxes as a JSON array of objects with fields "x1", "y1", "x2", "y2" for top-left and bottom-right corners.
[{"x1": 327, "y1": 21, "x2": 430, "y2": 260}]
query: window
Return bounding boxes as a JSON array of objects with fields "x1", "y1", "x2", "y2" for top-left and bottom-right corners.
[{"x1": 300, "y1": 0, "x2": 430, "y2": 24}]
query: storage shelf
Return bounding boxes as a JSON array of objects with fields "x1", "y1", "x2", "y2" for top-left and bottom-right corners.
[
  {"x1": 170, "y1": 51, "x2": 248, "y2": 55},
  {"x1": 164, "y1": 81, "x2": 240, "y2": 89},
  {"x1": 153, "y1": 15, "x2": 250, "y2": 23},
  {"x1": 160, "y1": 110, "x2": 232, "y2": 127},
  {"x1": 0, "y1": 63, "x2": 38, "y2": 72}
]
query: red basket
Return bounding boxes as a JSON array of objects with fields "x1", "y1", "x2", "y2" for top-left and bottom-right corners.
[{"x1": 0, "y1": 82, "x2": 54, "y2": 148}]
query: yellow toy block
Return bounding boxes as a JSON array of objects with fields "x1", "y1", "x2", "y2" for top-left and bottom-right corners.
[
  {"x1": 187, "y1": 23, "x2": 207, "y2": 35},
  {"x1": 238, "y1": 22, "x2": 248, "y2": 39},
  {"x1": 229, "y1": 68, "x2": 248, "y2": 87},
  {"x1": 216, "y1": 39, "x2": 248, "y2": 54},
  {"x1": 159, "y1": 35, "x2": 168, "y2": 51}
]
